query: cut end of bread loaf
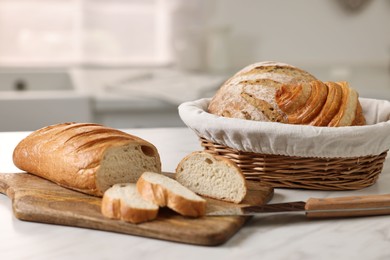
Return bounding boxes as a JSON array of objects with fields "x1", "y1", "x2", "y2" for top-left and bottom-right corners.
[
  {"x1": 175, "y1": 151, "x2": 247, "y2": 204},
  {"x1": 96, "y1": 143, "x2": 161, "y2": 194},
  {"x1": 137, "y1": 172, "x2": 206, "y2": 217},
  {"x1": 101, "y1": 183, "x2": 158, "y2": 224}
]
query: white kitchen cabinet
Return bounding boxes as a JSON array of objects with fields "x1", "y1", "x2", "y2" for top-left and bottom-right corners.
[{"x1": 0, "y1": 94, "x2": 92, "y2": 131}]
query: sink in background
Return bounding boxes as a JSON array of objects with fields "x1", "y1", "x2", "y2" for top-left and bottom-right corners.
[
  {"x1": 0, "y1": 67, "x2": 92, "y2": 132},
  {"x1": 0, "y1": 68, "x2": 74, "y2": 91}
]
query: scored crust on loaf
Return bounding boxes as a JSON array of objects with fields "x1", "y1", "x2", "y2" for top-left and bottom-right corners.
[
  {"x1": 208, "y1": 61, "x2": 318, "y2": 122},
  {"x1": 12, "y1": 122, "x2": 162, "y2": 197},
  {"x1": 101, "y1": 183, "x2": 158, "y2": 224},
  {"x1": 328, "y1": 81, "x2": 359, "y2": 126},
  {"x1": 175, "y1": 151, "x2": 247, "y2": 204},
  {"x1": 275, "y1": 81, "x2": 366, "y2": 126},
  {"x1": 136, "y1": 172, "x2": 206, "y2": 217},
  {"x1": 208, "y1": 61, "x2": 366, "y2": 127}
]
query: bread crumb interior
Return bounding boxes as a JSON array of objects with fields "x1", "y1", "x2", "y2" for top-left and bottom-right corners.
[{"x1": 96, "y1": 144, "x2": 160, "y2": 192}]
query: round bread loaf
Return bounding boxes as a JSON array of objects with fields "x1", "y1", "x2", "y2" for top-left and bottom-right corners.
[
  {"x1": 208, "y1": 61, "x2": 365, "y2": 126},
  {"x1": 208, "y1": 61, "x2": 318, "y2": 123}
]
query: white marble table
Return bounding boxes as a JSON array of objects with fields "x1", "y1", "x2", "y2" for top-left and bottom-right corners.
[{"x1": 1, "y1": 128, "x2": 389, "y2": 260}]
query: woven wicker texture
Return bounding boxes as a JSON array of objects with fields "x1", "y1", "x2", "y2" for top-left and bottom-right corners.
[{"x1": 201, "y1": 138, "x2": 388, "y2": 190}]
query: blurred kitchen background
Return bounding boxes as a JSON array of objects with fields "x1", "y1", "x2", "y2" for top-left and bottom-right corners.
[{"x1": 0, "y1": 0, "x2": 389, "y2": 131}]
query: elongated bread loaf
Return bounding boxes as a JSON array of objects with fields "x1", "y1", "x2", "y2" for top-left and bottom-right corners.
[
  {"x1": 175, "y1": 151, "x2": 247, "y2": 204},
  {"x1": 101, "y1": 183, "x2": 159, "y2": 224},
  {"x1": 13, "y1": 122, "x2": 161, "y2": 196},
  {"x1": 208, "y1": 61, "x2": 365, "y2": 126},
  {"x1": 137, "y1": 172, "x2": 206, "y2": 217}
]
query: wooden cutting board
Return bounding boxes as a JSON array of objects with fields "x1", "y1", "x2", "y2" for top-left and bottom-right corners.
[{"x1": 0, "y1": 172, "x2": 273, "y2": 246}]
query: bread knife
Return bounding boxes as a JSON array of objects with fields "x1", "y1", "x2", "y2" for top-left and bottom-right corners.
[{"x1": 207, "y1": 194, "x2": 390, "y2": 218}]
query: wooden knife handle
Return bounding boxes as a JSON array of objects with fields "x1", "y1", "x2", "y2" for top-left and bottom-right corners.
[{"x1": 305, "y1": 194, "x2": 390, "y2": 218}]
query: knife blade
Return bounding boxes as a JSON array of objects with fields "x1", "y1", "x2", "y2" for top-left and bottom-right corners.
[{"x1": 207, "y1": 194, "x2": 390, "y2": 218}]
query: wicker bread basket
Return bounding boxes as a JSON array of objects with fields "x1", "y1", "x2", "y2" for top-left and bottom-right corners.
[{"x1": 179, "y1": 98, "x2": 390, "y2": 190}]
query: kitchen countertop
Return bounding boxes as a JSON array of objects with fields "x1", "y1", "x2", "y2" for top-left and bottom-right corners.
[
  {"x1": 79, "y1": 65, "x2": 390, "y2": 111},
  {"x1": 76, "y1": 68, "x2": 227, "y2": 111},
  {"x1": 1, "y1": 127, "x2": 390, "y2": 260}
]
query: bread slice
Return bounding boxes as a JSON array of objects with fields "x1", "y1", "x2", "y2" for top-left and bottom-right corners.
[
  {"x1": 13, "y1": 123, "x2": 161, "y2": 197},
  {"x1": 101, "y1": 183, "x2": 158, "y2": 224},
  {"x1": 137, "y1": 172, "x2": 206, "y2": 217},
  {"x1": 175, "y1": 151, "x2": 247, "y2": 204}
]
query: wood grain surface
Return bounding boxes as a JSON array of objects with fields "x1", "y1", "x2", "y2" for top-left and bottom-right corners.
[{"x1": 0, "y1": 172, "x2": 273, "y2": 246}]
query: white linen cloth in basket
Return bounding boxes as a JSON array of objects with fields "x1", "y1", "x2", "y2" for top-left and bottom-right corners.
[{"x1": 178, "y1": 98, "x2": 390, "y2": 158}]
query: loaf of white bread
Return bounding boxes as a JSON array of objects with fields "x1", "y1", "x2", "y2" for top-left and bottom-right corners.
[
  {"x1": 208, "y1": 61, "x2": 366, "y2": 127},
  {"x1": 13, "y1": 122, "x2": 162, "y2": 196}
]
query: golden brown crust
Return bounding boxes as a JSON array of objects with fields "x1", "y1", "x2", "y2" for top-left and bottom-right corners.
[
  {"x1": 276, "y1": 81, "x2": 365, "y2": 127},
  {"x1": 310, "y1": 82, "x2": 343, "y2": 126},
  {"x1": 208, "y1": 61, "x2": 366, "y2": 127},
  {"x1": 240, "y1": 92, "x2": 286, "y2": 123},
  {"x1": 327, "y1": 82, "x2": 349, "y2": 126},
  {"x1": 275, "y1": 83, "x2": 312, "y2": 114},
  {"x1": 12, "y1": 122, "x2": 161, "y2": 197},
  {"x1": 101, "y1": 194, "x2": 121, "y2": 220},
  {"x1": 208, "y1": 61, "x2": 318, "y2": 122},
  {"x1": 136, "y1": 174, "x2": 206, "y2": 218},
  {"x1": 277, "y1": 81, "x2": 329, "y2": 125}
]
